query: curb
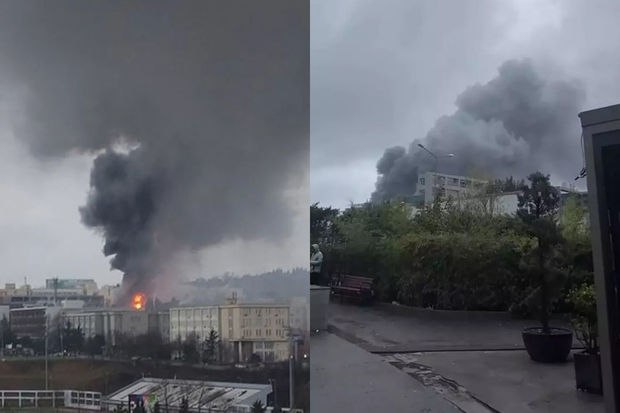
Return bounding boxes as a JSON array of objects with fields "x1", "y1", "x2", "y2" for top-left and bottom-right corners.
[{"x1": 327, "y1": 323, "x2": 585, "y2": 354}]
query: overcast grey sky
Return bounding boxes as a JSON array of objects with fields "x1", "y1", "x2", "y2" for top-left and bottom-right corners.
[
  {"x1": 311, "y1": 0, "x2": 620, "y2": 209},
  {"x1": 0, "y1": 1, "x2": 308, "y2": 292}
]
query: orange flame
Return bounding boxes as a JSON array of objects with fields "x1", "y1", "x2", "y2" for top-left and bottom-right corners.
[{"x1": 132, "y1": 292, "x2": 146, "y2": 311}]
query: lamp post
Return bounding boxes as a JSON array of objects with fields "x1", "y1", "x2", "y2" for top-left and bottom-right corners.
[
  {"x1": 45, "y1": 314, "x2": 49, "y2": 390},
  {"x1": 417, "y1": 143, "x2": 455, "y2": 173}
]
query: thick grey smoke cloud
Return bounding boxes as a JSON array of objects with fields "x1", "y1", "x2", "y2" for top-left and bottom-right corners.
[
  {"x1": 372, "y1": 59, "x2": 585, "y2": 202},
  {"x1": 0, "y1": 1, "x2": 308, "y2": 300}
]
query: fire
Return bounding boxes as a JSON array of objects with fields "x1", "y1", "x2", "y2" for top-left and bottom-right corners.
[{"x1": 132, "y1": 292, "x2": 146, "y2": 311}]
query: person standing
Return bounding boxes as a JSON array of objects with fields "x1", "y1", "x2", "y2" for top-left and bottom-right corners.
[{"x1": 310, "y1": 244, "x2": 323, "y2": 285}]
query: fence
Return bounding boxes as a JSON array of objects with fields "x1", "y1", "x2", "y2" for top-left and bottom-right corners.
[{"x1": 0, "y1": 389, "x2": 102, "y2": 410}]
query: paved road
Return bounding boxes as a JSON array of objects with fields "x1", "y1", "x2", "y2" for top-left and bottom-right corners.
[
  {"x1": 327, "y1": 302, "x2": 604, "y2": 413},
  {"x1": 310, "y1": 332, "x2": 462, "y2": 413}
]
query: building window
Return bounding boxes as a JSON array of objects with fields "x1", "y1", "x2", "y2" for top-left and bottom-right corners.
[
  {"x1": 419, "y1": 177, "x2": 425, "y2": 185},
  {"x1": 451, "y1": 178, "x2": 458, "y2": 185},
  {"x1": 460, "y1": 180, "x2": 467, "y2": 188}
]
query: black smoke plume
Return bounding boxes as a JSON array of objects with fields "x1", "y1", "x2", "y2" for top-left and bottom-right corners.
[
  {"x1": 0, "y1": 1, "x2": 309, "y2": 301},
  {"x1": 372, "y1": 59, "x2": 585, "y2": 202}
]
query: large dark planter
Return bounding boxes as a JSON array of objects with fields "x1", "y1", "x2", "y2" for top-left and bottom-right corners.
[
  {"x1": 522, "y1": 327, "x2": 573, "y2": 363},
  {"x1": 574, "y1": 351, "x2": 603, "y2": 394}
]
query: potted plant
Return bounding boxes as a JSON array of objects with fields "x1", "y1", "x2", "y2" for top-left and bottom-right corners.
[
  {"x1": 518, "y1": 172, "x2": 573, "y2": 363},
  {"x1": 569, "y1": 283, "x2": 602, "y2": 394}
]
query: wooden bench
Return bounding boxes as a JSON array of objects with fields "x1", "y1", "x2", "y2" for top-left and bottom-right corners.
[{"x1": 330, "y1": 275, "x2": 375, "y2": 305}]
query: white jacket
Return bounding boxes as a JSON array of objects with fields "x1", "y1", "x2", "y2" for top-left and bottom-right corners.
[{"x1": 310, "y1": 251, "x2": 323, "y2": 273}]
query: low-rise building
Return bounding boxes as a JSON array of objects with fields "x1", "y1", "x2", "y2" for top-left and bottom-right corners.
[{"x1": 103, "y1": 378, "x2": 272, "y2": 412}]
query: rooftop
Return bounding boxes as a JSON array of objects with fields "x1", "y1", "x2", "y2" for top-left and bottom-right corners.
[{"x1": 105, "y1": 377, "x2": 270, "y2": 411}]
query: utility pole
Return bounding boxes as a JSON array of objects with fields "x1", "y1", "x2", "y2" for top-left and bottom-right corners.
[
  {"x1": 53, "y1": 278, "x2": 58, "y2": 306},
  {"x1": 269, "y1": 379, "x2": 277, "y2": 408},
  {"x1": 288, "y1": 330, "x2": 302, "y2": 410},
  {"x1": 288, "y1": 345, "x2": 294, "y2": 410},
  {"x1": 45, "y1": 314, "x2": 49, "y2": 390}
]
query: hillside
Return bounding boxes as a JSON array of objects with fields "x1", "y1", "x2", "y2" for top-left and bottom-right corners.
[{"x1": 178, "y1": 268, "x2": 308, "y2": 305}]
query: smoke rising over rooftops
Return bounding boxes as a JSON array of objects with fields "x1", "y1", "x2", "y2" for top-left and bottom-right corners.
[
  {"x1": 0, "y1": 1, "x2": 309, "y2": 300},
  {"x1": 372, "y1": 59, "x2": 585, "y2": 202}
]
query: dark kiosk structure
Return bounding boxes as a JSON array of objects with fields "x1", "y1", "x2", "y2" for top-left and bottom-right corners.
[{"x1": 581, "y1": 103, "x2": 620, "y2": 412}]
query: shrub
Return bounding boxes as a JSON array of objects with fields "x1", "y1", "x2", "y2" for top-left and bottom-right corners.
[{"x1": 568, "y1": 283, "x2": 598, "y2": 353}]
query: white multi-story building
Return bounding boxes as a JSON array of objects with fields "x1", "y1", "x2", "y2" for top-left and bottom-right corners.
[
  {"x1": 63, "y1": 309, "x2": 149, "y2": 345},
  {"x1": 148, "y1": 311, "x2": 170, "y2": 343},
  {"x1": 219, "y1": 303, "x2": 290, "y2": 363},
  {"x1": 169, "y1": 306, "x2": 219, "y2": 342},
  {"x1": 289, "y1": 296, "x2": 309, "y2": 333},
  {"x1": 452, "y1": 191, "x2": 521, "y2": 216},
  {"x1": 415, "y1": 172, "x2": 487, "y2": 205},
  {"x1": 169, "y1": 302, "x2": 292, "y2": 363}
]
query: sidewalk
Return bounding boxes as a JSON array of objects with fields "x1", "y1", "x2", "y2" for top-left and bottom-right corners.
[
  {"x1": 310, "y1": 332, "x2": 462, "y2": 412},
  {"x1": 329, "y1": 302, "x2": 578, "y2": 352},
  {"x1": 327, "y1": 301, "x2": 604, "y2": 413}
]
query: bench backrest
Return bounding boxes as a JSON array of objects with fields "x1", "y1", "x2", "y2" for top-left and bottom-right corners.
[{"x1": 335, "y1": 274, "x2": 374, "y2": 289}]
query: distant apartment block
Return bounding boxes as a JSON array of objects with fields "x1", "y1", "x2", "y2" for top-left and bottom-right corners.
[
  {"x1": 45, "y1": 278, "x2": 98, "y2": 295},
  {"x1": 0, "y1": 282, "x2": 103, "y2": 308}
]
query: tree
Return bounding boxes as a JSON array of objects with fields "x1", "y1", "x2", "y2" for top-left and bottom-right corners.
[
  {"x1": 62, "y1": 321, "x2": 84, "y2": 353},
  {"x1": 179, "y1": 397, "x2": 189, "y2": 413},
  {"x1": 202, "y1": 329, "x2": 220, "y2": 365},
  {"x1": 182, "y1": 332, "x2": 200, "y2": 363},
  {"x1": 517, "y1": 172, "x2": 563, "y2": 333},
  {"x1": 251, "y1": 400, "x2": 266, "y2": 413},
  {"x1": 0, "y1": 315, "x2": 15, "y2": 350},
  {"x1": 153, "y1": 402, "x2": 161, "y2": 413},
  {"x1": 85, "y1": 334, "x2": 105, "y2": 356},
  {"x1": 310, "y1": 203, "x2": 339, "y2": 245}
]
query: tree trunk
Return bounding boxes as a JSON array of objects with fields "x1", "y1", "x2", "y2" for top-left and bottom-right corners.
[{"x1": 538, "y1": 236, "x2": 550, "y2": 334}]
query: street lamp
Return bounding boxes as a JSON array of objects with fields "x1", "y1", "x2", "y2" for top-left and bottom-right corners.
[{"x1": 417, "y1": 143, "x2": 455, "y2": 172}]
